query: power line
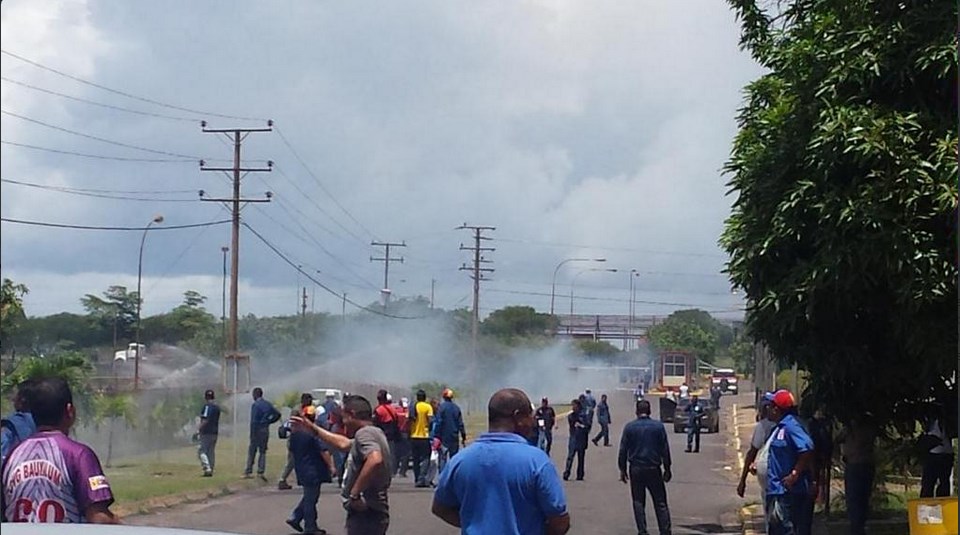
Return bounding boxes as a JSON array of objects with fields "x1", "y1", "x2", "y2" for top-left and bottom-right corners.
[
  {"x1": 1, "y1": 49, "x2": 267, "y2": 122},
  {"x1": 242, "y1": 221, "x2": 428, "y2": 320},
  {"x1": 272, "y1": 164, "x2": 370, "y2": 246},
  {"x1": 0, "y1": 140, "x2": 195, "y2": 162},
  {"x1": 1, "y1": 178, "x2": 198, "y2": 202},
  {"x1": 485, "y1": 287, "x2": 738, "y2": 308},
  {"x1": 274, "y1": 126, "x2": 379, "y2": 240},
  {"x1": 0, "y1": 178, "x2": 195, "y2": 195},
  {"x1": 496, "y1": 236, "x2": 727, "y2": 259},
  {"x1": 0, "y1": 217, "x2": 229, "y2": 231},
  {"x1": 1, "y1": 109, "x2": 201, "y2": 159},
  {"x1": 0, "y1": 76, "x2": 199, "y2": 122}
]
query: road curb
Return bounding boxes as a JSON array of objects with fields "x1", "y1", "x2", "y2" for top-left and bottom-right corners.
[{"x1": 116, "y1": 479, "x2": 264, "y2": 518}]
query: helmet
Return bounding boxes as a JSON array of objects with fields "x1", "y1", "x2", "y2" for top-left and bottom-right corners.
[
  {"x1": 386, "y1": 393, "x2": 393, "y2": 402},
  {"x1": 772, "y1": 390, "x2": 796, "y2": 410},
  {"x1": 442, "y1": 388, "x2": 454, "y2": 399}
]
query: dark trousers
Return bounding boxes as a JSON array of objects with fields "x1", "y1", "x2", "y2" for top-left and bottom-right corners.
[
  {"x1": 921, "y1": 453, "x2": 954, "y2": 498},
  {"x1": 245, "y1": 428, "x2": 269, "y2": 475},
  {"x1": 346, "y1": 509, "x2": 389, "y2": 535},
  {"x1": 564, "y1": 435, "x2": 586, "y2": 480},
  {"x1": 766, "y1": 492, "x2": 813, "y2": 535},
  {"x1": 410, "y1": 438, "x2": 431, "y2": 485},
  {"x1": 280, "y1": 447, "x2": 295, "y2": 483},
  {"x1": 439, "y1": 441, "x2": 459, "y2": 473},
  {"x1": 629, "y1": 465, "x2": 671, "y2": 535},
  {"x1": 593, "y1": 422, "x2": 610, "y2": 446},
  {"x1": 396, "y1": 433, "x2": 411, "y2": 476},
  {"x1": 198, "y1": 434, "x2": 217, "y2": 473},
  {"x1": 844, "y1": 462, "x2": 874, "y2": 535},
  {"x1": 290, "y1": 483, "x2": 321, "y2": 532},
  {"x1": 686, "y1": 421, "x2": 701, "y2": 451}
]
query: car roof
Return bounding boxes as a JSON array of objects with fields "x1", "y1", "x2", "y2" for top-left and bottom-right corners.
[{"x1": 0, "y1": 525, "x2": 248, "y2": 535}]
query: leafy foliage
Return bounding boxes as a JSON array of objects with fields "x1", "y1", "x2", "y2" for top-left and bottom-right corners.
[
  {"x1": 0, "y1": 278, "x2": 28, "y2": 345},
  {"x1": 647, "y1": 310, "x2": 722, "y2": 362},
  {"x1": 81, "y1": 286, "x2": 139, "y2": 342},
  {"x1": 722, "y1": 0, "x2": 957, "y2": 430},
  {"x1": 481, "y1": 306, "x2": 557, "y2": 344},
  {"x1": 575, "y1": 340, "x2": 620, "y2": 358}
]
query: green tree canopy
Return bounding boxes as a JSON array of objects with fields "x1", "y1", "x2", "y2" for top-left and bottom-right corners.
[
  {"x1": 81, "y1": 286, "x2": 139, "y2": 341},
  {"x1": 481, "y1": 306, "x2": 557, "y2": 344},
  {"x1": 648, "y1": 313, "x2": 721, "y2": 362},
  {"x1": 722, "y1": 0, "x2": 957, "y2": 431},
  {"x1": 0, "y1": 278, "x2": 28, "y2": 346}
]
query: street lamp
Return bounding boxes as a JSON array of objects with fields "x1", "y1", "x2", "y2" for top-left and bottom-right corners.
[
  {"x1": 628, "y1": 270, "x2": 640, "y2": 350},
  {"x1": 550, "y1": 257, "x2": 606, "y2": 315},
  {"x1": 221, "y1": 246, "x2": 229, "y2": 350},
  {"x1": 134, "y1": 214, "x2": 164, "y2": 390},
  {"x1": 569, "y1": 267, "x2": 619, "y2": 319}
]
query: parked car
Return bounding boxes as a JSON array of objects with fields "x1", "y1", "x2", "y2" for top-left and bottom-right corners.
[
  {"x1": 711, "y1": 368, "x2": 739, "y2": 395},
  {"x1": 673, "y1": 398, "x2": 720, "y2": 434}
]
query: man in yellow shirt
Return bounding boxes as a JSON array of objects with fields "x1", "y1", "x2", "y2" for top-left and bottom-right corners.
[{"x1": 410, "y1": 389, "x2": 434, "y2": 488}]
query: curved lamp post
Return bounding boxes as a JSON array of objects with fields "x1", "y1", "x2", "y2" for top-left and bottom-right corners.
[
  {"x1": 134, "y1": 214, "x2": 163, "y2": 390},
  {"x1": 550, "y1": 257, "x2": 606, "y2": 315}
]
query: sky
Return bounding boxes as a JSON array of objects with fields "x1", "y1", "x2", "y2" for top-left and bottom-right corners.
[{"x1": 0, "y1": 0, "x2": 761, "y2": 321}]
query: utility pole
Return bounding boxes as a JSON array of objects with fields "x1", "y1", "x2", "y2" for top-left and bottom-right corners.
[
  {"x1": 199, "y1": 121, "x2": 271, "y2": 469},
  {"x1": 199, "y1": 121, "x2": 273, "y2": 353},
  {"x1": 458, "y1": 224, "x2": 496, "y2": 350},
  {"x1": 301, "y1": 287, "x2": 308, "y2": 317},
  {"x1": 370, "y1": 241, "x2": 406, "y2": 309},
  {"x1": 342, "y1": 293, "x2": 347, "y2": 323},
  {"x1": 430, "y1": 278, "x2": 436, "y2": 310}
]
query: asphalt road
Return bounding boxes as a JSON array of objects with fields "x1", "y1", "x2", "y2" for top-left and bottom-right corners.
[{"x1": 130, "y1": 389, "x2": 749, "y2": 534}]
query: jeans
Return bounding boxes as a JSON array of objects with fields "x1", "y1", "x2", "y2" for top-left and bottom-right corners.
[
  {"x1": 538, "y1": 429, "x2": 553, "y2": 455},
  {"x1": 844, "y1": 462, "x2": 874, "y2": 535},
  {"x1": 346, "y1": 509, "x2": 389, "y2": 535},
  {"x1": 593, "y1": 422, "x2": 610, "y2": 446},
  {"x1": 410, "y1": 438, "x2": 431, "y2": 485},
  {"x1": 245, "y1": 428, "x2": 269, "y2": 475},
  {"x1": 564, "y1": 435, "x2": 586, "y2": 480},
  {"x1": 921, "y1": 453, "x2": 954, "y2": 498},
  {"x1": 280, "y1": 448, "x2": 295, "y2": 483},
  {"x1": 198, "y1": 434, "x2": 217, "y2": 474},
  {"x1": 766, "y1": 493, "x2": 813, "y2": 535},
  {"x1": 686, "y1": 420, "x2": 701, "y2": 451},
  {"x1": 290, "y1": 483, "x2": 321, "y2": 532},
  {"x1": 629, "y1": 465, "x2": 671, "y2": 535}
]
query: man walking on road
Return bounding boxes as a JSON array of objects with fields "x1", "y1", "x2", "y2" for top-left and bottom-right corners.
[
  {"x1": 685, "y1": 394, "x2": 704, "y2": 453},
  {"x1": 198, "y1": 389, "x2": 221, "y2": 477},
  {"x1": 292, "y1": 395, "x2": 393, "y2": 535},
  {"x1": 434, "y1": 388, "x2": 467, "y2": 470},
  {"x1": 431, "y1": 388, "x2": 570, "y2": 535},
  {"x1": 737, "y1": 392, "x2": 776, "y2": 499},
  {"x1": 409, "y1": 389, "x2": 434, "y2": 488},
  {"x1": 592, "y1": 393, "x2": 612, "y2": 447},
  {"x1": 563, "y1": 398, "x2": 589, "y2": 481},
  {"x1": 245, "y1": 387, "x2": 281, "y2": 480},
  {"x1": 373, "y1": 389, "x2": 402, "y2": 477},
  {"x1": 619, "y1": 399, "x2": 672, "y2": 535},
  {"x1": 766, "y1": 390, "x2": 815, "y2": 535},
  {"x1": 286, "y1": 406, "x2": 336, "y2": 535},
  {"x1": 535, "y1": 397, "x2": 557, "y2": 454}
]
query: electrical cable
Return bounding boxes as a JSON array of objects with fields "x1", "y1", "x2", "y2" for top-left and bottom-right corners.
[
  {"x1": 0, "y1": 217, "x2": 229, "y2": 231},
  {"x1": 0, "y1": 140, "x2": 195, "y2": 162},
  {"x1": 1, "y1": 178, "x2": 198, "y2": 202},
  {"x1": 0, "y1": 178, "x2": 195, "y2": 195},
  {"x1": 496, "y1": 236, "x2": 727, "y2": 259},
  {"x1": 1, "y1": 49, "x2": 267, "y2": 122}
]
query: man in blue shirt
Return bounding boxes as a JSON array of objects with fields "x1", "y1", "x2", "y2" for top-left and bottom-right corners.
[
  {"x1": 619, "y1": 399, "x2": 672, "y2": 535},
  {"x1": 432, "y1": 388, "x2": 570, "y2": 535},
  {"x1": 286, "y1": 406, "x2": 336, "y2": 534},
  {"x1": 685, "y1": 395, "x2": 704, "y2": 453},
  {"x1": 766, "y1": 390, "x2": 814, "y2": 535},
  {"x1": 245, "y1": 387, "x2": 281, "y2": 480},
  {"x1": 197, "y1": 389, "x2": 221, "y2": 477},
  {"x1": 592, "y1": 393, "x2": 612, "y2": 447},
  {"x1": 434, "y1": 388, "x2": 467, "y2": 471}
]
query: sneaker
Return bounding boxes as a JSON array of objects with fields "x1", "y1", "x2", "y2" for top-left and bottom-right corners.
[
  {"x1": 243, "y1": 474, "x2": 253, "y2": 479},
  {"x1": 202, "y1": 471, "x2": 213, "y2": 478},
  {"x1": 258, "y1": 474, "x2": 268, "y2": 482},
  {"x1": 562, "y1": 472, "x2": 570, "y2": 481},
  {"x1": 278, "y1": 481, "x2": 292, "y2": 490},
  {"x1": 591, "y1": 439, "x2": 598, "y2": 446},
  {"x1": 285, "y1": 519, "x2": 303, "y2": 533}
]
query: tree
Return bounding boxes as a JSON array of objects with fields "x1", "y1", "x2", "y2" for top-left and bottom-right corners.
[
  {"x1": 481, "y1": 306, "x2": 557, "y2": 344},
  {"x1": 81, "y1": 286, "x2": 139, "y2": 341},
  {"x1": 0, "y1": 278, "x2": 28, "y2": 348},
  {"x1": 723, "y1": 0, "x2": 956, "y2": 497},
  {"x1": 92, "y1": 392, "x2": 137, "y2": 467},
  {"x1": 575, "y1": 340, "x2": 620, "y2": 359},
  {"x1": 0, "y1": 351, "x2": 94, "y2": 418},
  {"x1": 142, "y1": 291, "x2": 216, "y2": 345},
  {"x1": 647, "y1": 313, "x2": 721, "y2": 362}
]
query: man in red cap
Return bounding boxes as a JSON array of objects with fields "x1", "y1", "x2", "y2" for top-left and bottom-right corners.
[{"x1": 765, "y1": 389, "x2": 814, "y2": 535}]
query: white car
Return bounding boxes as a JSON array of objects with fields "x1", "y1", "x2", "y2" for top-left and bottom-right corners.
[
  {"x1": 311, "y1": 388, "x2": 343, "y2": 407},
  {"x1": 711, "y1": 368, "x2": 739, "y2": 394}
]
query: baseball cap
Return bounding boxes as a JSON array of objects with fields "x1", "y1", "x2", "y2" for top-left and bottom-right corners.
[
  {"x1": 204, "y1": 389, "x2": 215, "y2": 399},
  {"x1": 761, "y1": 391, "x2": 776, "y2": 405},
  {"x1": 772, "y1": 389, "x2": 796, "y2": 409}
]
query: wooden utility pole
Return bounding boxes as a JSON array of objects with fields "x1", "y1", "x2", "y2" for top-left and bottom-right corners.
[
  {"x1": 458, "y1": 224, "x2": 495, "y2": 350},
  {"x1": 199, "y1": 121, "x2": 273, "y2": 353},
  {"x1": 370, "y1": 241, "x2": 405, "y2": 309},
  {"x1": 301, "y1": 287, "x2": 308, "y2": 317}
]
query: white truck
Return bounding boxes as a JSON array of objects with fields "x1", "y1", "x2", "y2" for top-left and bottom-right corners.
[{"x1": 113, "y1": 343, "x2": 146, "y2": 362}]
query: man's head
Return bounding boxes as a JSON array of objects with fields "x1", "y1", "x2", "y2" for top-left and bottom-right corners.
[
  {"x1": 30, "y1": 377, "x2": 75, "y2": 432},
  {"x1": 442, "y1": 388, "x2": 454, "y2": 401},
  {"x1": 636, "y1": 399, "x2": 651, "y2": 417},
  {"x1": 416, "y1": 389, "x2": 427, "y2": 402},
  {"x1": 341, "y1": 395, "x2": 374, "y2": 435},
  {"x1": 769, "y1": 389, "x2": 797, "y2": 421},
  {"x1": 692, "y1": 394, "x2": 699, "y2": 402},
  {"x1": 204, "y1": 389, "x2": 215, "y2": 401},
  {"x1": 571, "y1": 398, "x2": 582, "y2": 411},
  {"x1": 377, "y1": 389, "x2": 389, "y2": 404},
  {"x1": 252, "y1": 387, "x2": 263, "y2": 400},
  {"x1": 300, "y1": 392, "x2": 313, "y2": 407},
  {"x1": 600, "y1": 394, "x2": 607, "y2": 402},
  {"x1": 585, "y1": 388, "x2": 592, "y2": 395},
  {"x1": 487, "y1": 388, "x2": 534, "y2": 436},
  {"x1": 541, "y1": 397, "x2": 549, "y2": 407},
  {"x1": 13, "y1": 378, "x2": 39, "y2": 413}
]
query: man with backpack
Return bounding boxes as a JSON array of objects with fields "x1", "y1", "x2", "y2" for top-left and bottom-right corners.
[
  {"x1": 374, "y1": 389, "x2": 400, "y2": 475},
  {"x1": 1, "y1": 378, "x2": 38, "y2": 469}
]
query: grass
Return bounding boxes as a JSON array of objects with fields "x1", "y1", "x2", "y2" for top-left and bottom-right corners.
[{"x1": 105, "y1": 436, "x2": 287, "y2": 505}]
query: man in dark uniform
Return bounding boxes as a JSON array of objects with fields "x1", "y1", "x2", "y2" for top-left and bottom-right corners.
[
  {"x1": 563, "y1": 398, "x2": 588, "y2": 481},
  {"x1": 592, "y1": 394, "x2": 612, "y2": 447},
  {"x1": 198, "y1": 389, "x2": 221, "y2": 477},
  {"x1": 685, "y1": 394, "x2": 704, "y2": 453},
  {"x1": 534, "y1": 397, "x2": 557, "y2": 454},
  {"x1": 619, "y1": 399, "x2": 672, "y2": 535}
]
